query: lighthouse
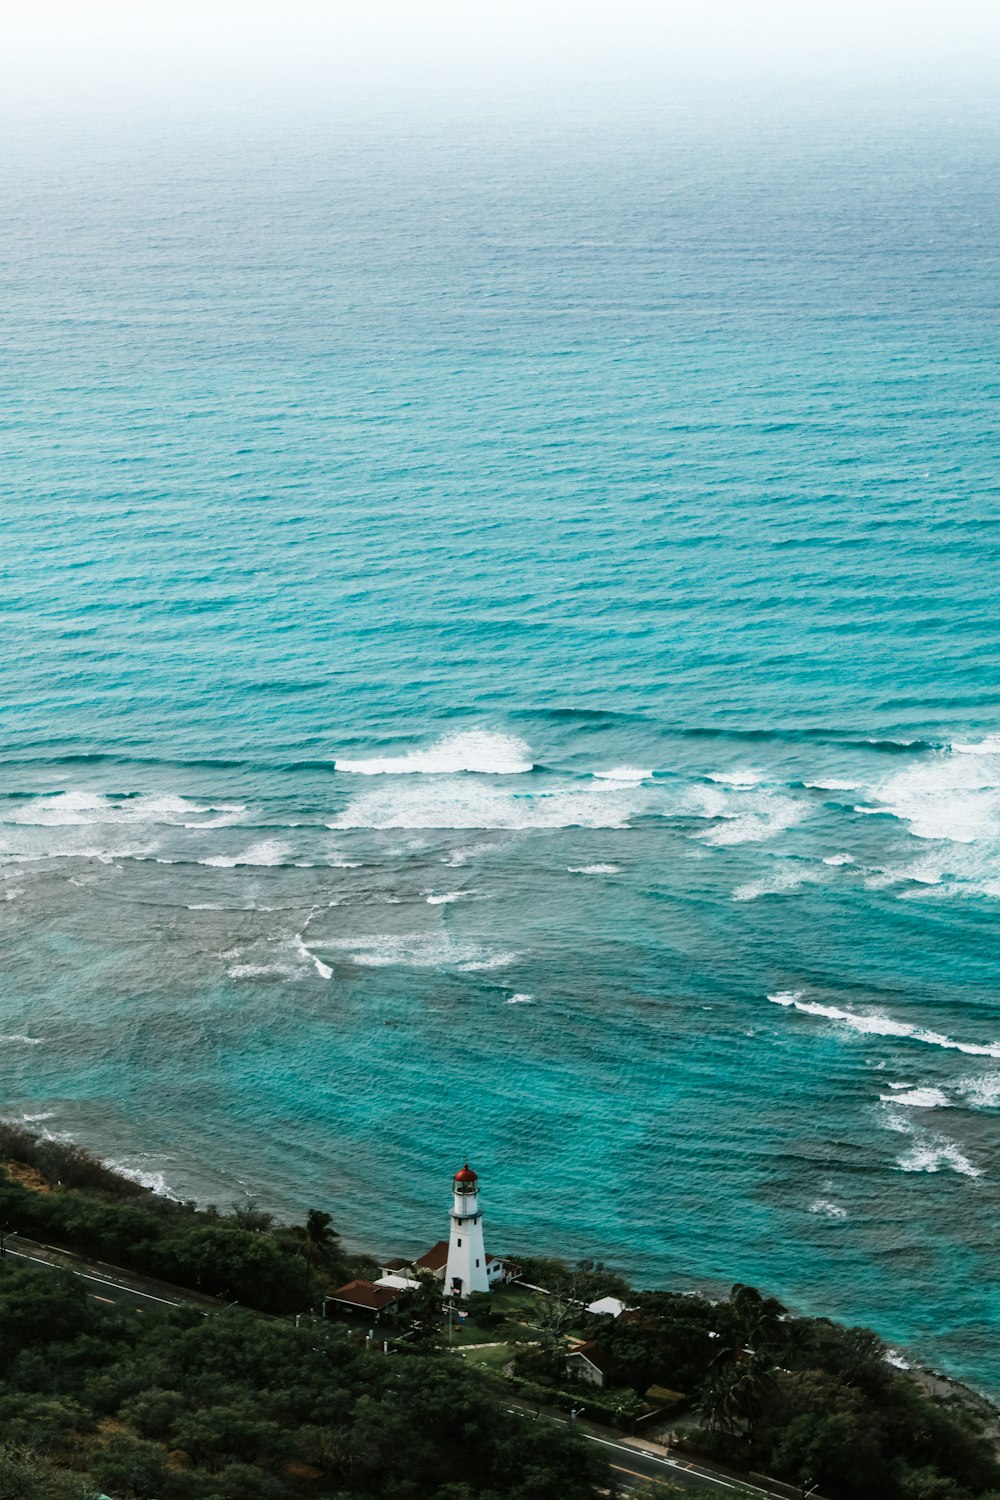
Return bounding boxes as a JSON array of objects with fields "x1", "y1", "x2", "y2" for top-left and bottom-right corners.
[{"x1": 445, "y1": 1162, "x2": 489, "y2": 1298}]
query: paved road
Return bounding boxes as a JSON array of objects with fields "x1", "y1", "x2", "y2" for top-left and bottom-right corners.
[
  {"x1": 505, "y1": 1403, "x2": 773, "y2": 1497},
  {"x1": 1, "y1": 1233, "x2": 224, "y2": 1315},
  {"x1": 2, "y1": 1234, "x2": 777, "y2": 1498}
]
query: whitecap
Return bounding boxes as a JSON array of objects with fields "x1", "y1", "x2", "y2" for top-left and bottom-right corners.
[
  {"x1": 896, "y1": 1140, "x2": 981, "y2": 1177},
  {"x1": 331, "y1": 781, "x2": 645, "y2": 832},
  {"x1": 957, "y1": 1075, "x2": 1000, "y2": 1108},
  {"x1": 293, "y1": 934, "x2": 333, "y2": 979},
  {"x1": 425, "y1": 891, "x2": 466, "y2": 905},
  {"x1": 457, "y1": 952, "x2": 518, "y2": 972},
  {"x1": 102, "y1": 1159, "x2": 178, "y2": 1198},
  {"x1": 951, "y1": 736, "x2": 1000, "y2": 755},
  {"x1": 882, "y1": 1106, "x2": 982, "y2": 1177},
  {"x1": 707, "y1": 769, "x2": 763, "y2": 789},
  {"x1": 733, "y1": 869, "x2": 816, "y2": 902},
  {"x1": 567, "y1": 863, "x2": 621, "y2": 875},
  {"x1": 0, "y1": 1033, "x2": 45, "y2": 1045},
  {"x1": 314, "y1": 933, "x2": 486, "y2": 969},
  {"x1": 593, "y1": 766, "x2": 652, "y2": 782},
  {"x1": 885, "y1": 1350, "x2": 912, "y2": 1370},
  {"x1": 766, "y1": 991, "x2": 1000, "y2": 1058},
  {"x1": 335, "y1": 730, "x2": 532, "y2": 776},
  {"x1": 863, "y1": 751, "x2": 1000, "y2": 844},
  {"x1": 202, "y1": 839, "x2": 290, "y2": 868},
  {"x1": 809, "y1": 1199, "x2": 848, "y2": 1219},
  {"x1": 688, "y1": 785, "x2": 807, "y2": 846},
  {"x1": 822, "y1": 853, "x2": 855, "y2": 866},
  {"x1": 506, "y1": 993, "x2": 534, "y2": 1004},
  {"x1": 5, "y1": 792, "x2": 243, "y2": 828},
  {"x1": 805, "y1": 780, "x2": 860, "y2": 793},
  {"x1": 879, "y1": 1088, "x2": 950, "y2": 1109}
]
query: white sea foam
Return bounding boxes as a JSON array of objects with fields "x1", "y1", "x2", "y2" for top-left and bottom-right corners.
[
  {"x1": 879, "y1": 1088, "x2": 950, "y2": 1108},
  {"x1": 292, "y1": 934, "x2": 333, "y2": 979},
  {"x1": 957, "y1": 1074, "x2": 1000, "y2": 1108},
  {"x1": 886, "y1": 1350, "x2": 912, "y2": 1370},
  {"x1": 314, "y1": 933, "x2": 487, "y2": 969},
  {"x1": 103, "y1": 1159, "x2": 179, "y2": 1198},
  {"x1": 863, "y1": 750, "x2": 1000, "y2": 844},
  {"x1": 707, "y1": 768, "x2": 763, "y2": 789},
  {"x1": 335, "y1": 730, "x2": 532, "y2": 776},
  {"x1": 506, "y1": 993, "x2": 534, "y2": 1004},
  {"x1": 5, "y1": 791, "x2": 244, "y2": 828},
  {"x1": 567, "y1": 863, "x2": 621, "y2": 875},
  {"x1": 331, "y1": 780, "x2": 645, "y2": 831},
  {"x1": 896, "y1": 1139, "x2": 981, "y2": 1177},
  {"x1": 805, "y1": 780, "x2": 860, "y2": 793},
  {"x1": 951, "y1": 736, "x2": 1000, "y2": 755},
  {"x1": 0, "y1": 1033, "x2": 45, "y2": 1045},
  {"x1": 822, "y1": 853, "x2": 855, "y2": 866},
  {"x1": 809, "y1": 1199, "x2": 848, "y2": 1219},
  {"x1": 882, "y1": 1105, "x2": 982, "y2": 1178},
  {"x1": 688, "y1": 784, "x2": 807, "y2": 846},
  {"x1": 767, "y1": 991, "x2": 1000, "y2": 1058},
  {"x1": 594, "y1": 766, "x2": 652, "y2": 782},
  {"x1": 457, "y1": 952, "x2": 518, "y2": 971},
  {"x1": 425, "y1": 891, "x2": 466, "y2": 905},
  {"x1": 733, "y1": 868, "x2": 816, "y2": 902},
  {"x1": 202, "y1": 839, "x2": 290, "y2": 868}
]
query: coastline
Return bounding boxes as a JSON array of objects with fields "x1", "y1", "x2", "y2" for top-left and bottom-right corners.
[{"x1": 3, "y1": 1118, "x2": 998, "y2": 1427}]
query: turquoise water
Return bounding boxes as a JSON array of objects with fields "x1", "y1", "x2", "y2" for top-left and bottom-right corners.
[{"x1": 2, "y1": 89, "x2": 999, "y2": 1394}]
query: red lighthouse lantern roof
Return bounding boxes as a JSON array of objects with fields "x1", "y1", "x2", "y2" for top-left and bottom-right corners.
[{"x1": 454, "y1": 1163, "x2": 477, "y2": 1184}]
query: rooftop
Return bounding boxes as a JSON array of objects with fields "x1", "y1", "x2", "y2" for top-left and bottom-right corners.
[
  {"x1": 327, "y1": 1280, "x2": 400, "y2": 1312},
  {"x1": 414, "y1": 1240, "x2": 450, "y2": 1272}
]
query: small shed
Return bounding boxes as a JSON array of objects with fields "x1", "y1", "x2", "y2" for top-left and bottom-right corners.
[{"x1": 586, "y1": 1296, "x2": 630, "y2": 1317}]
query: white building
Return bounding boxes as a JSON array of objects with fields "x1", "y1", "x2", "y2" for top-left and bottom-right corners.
[{"x1": 444, "y1": 1162, "x2": 489, "y2": 1298}]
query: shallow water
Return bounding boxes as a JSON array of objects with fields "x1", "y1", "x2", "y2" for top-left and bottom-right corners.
[{"x1": 2, "y1": 87, "x2": 999, "y2": 1394}]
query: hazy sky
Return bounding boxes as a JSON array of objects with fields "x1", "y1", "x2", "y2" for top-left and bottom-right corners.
[{"x1": 4, "y1": 1, "x2": 1000, "y2": 114}]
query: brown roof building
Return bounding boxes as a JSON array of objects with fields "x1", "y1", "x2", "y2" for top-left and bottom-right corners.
[
  {"x1": 326, "y1": 1280, "x2": 400, "y2": 1316},
  {"x1": 566, "y1": 1340, "x2": 615, "y2": 1389},
  {"x1": 414, "y1": 1240, "x2": 450, "y2": 1277}
]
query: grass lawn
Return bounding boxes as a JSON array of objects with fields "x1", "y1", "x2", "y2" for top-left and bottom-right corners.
[
  {"x1": 488, "y1": 1286, "x2": 550, "y2": 1322},
  {"x1": 447, "y1": 1318, "x2": 506, "y2": 1347},
  {"x1": 459, "y1": 1342, "x2": 514, "y2": 1373}
]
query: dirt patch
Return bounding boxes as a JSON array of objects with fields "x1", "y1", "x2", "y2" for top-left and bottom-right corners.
[{"x1": 0, "y1": 1159, "x2": 52, "y2": 1193}]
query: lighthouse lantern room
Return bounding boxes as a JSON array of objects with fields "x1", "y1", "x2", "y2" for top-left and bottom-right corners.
[{"x1": 445, "y1": 1162, "x2": 489, "y2": 1298}]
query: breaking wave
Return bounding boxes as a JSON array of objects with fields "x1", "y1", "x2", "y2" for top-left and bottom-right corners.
[
  {"x1": 688, "y1": 783, "x2": 808, "y2": 846},
  {"x1": 880, "y1": 1087, "x2": 950, "y2": 1108},
  {"x1": 330, "y1": 780, "x2": 645, "y2": 831},
  {"x1": 767, "y1": 992, "x2": 1000, "y2": 1058},
  {"x1": 593, "y1": 765, "x2": 652, "y2": 782},
  {"x1": 334, "y1": 730, "x2": 532, "y2": 776},
  {"x1": 3, "y1": 791, "x2": 245, "y2": 827}
]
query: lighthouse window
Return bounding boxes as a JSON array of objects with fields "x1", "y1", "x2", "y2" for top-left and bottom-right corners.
[
  {"x1": 457, "y1": 1238, "x2": 462, "y2": 1246},
  {"x1": 475, "y1": 1258, "x2": 480, "y2": 1267}
]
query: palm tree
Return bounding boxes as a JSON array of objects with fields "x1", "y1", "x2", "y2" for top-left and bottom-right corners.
[{"x1": 289, "y1": 1209, "x2": 341, "y2": 1300}]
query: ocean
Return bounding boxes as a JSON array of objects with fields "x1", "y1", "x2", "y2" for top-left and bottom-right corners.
[{"x1": 2, "y1": 84, "x2": 999, "y2": 1394}]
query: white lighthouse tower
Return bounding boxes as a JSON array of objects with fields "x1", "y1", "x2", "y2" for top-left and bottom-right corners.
[{"x1": 445, "y1": 1162, "x2": 489, "y2": 1298}]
